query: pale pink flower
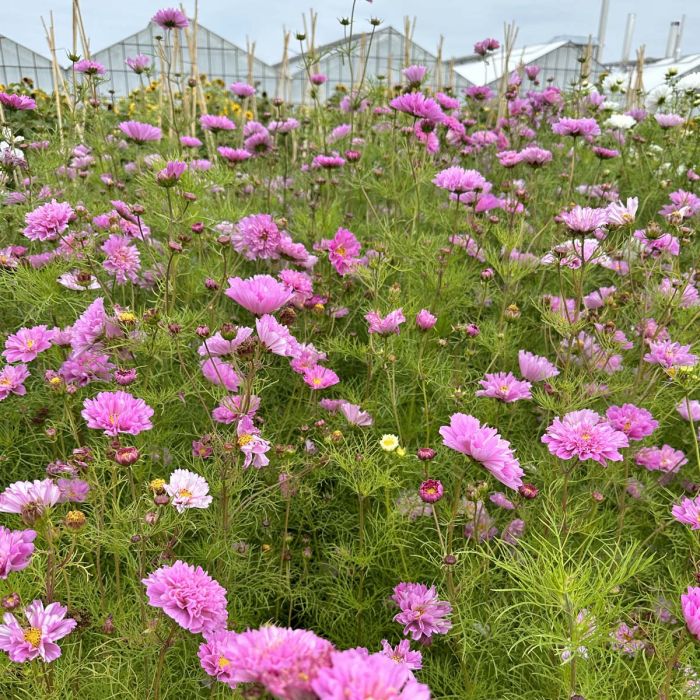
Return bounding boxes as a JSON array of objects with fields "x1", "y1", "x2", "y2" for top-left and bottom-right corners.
[
  {"x1": 365, "y1": 309, "x2": 405, "y2": 335},
  {"x1": 518, "y1": 350, "x2": 559, "y2": 382},
  {"x1": 476, "y1": 371, "x2": 532, "y2": 402},
  {"x1": 165, "y1": 469, "x2": 212, "y2": 513},
  {"x1": 3, "y1": 326, "x2": 53, "y2": 363},
  {"x1": 225, "y1": 275, "x2": 293, "y2": 315}
]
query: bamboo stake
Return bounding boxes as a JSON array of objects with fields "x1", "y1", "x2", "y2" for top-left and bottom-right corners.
[
  {"x1": 435, "y1": 36, "x2": 443, "y2": 93},
  {"x1": 497, "y1": 22, "x2": 518, "y2": 124},
  {"x1": 41, "y1": 13, "x2": 65, "y2": 149}
]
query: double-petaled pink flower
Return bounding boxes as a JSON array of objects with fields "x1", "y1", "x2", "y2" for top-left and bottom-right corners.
[{"x1": 81, "y1": 391, "x2": 154, "y2": 436}]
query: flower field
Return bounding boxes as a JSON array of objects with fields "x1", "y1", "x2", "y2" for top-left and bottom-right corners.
[{"x1": 0, "y1": 5, "x2": 700, "y2": 699}]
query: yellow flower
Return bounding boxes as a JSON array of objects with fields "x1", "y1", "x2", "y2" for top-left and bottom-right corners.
[
  {"x1": 380, "y1": 434, "x2": 399, "y2": 452},
  {"x1": 396, "y1": 447, "x2": 406, "y2": 457}
]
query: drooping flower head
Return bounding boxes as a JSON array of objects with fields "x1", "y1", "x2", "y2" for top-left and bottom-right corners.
[
  {"x1": 518, "y1": 350, "x2": 559, "y2": 382},
  {"x1": 542, "y1": 409, "x2": 628, "y2": 466},
  {"x1": 81, "y1": 391, "x2": 154, "y2": 436},
  {"x1": 0, "y1": 479, "x2": 61, "y2": 525},
  {"x1": 440, "y1": 413, "x2": 523, "y2": 490},
  {"x1": 236, "y1": 416, "x2": 271, "y2": 469},
  {"x1": 142, "y1": 560, "x2": 228, "y2": 634},
  {"x1": 118, "y1": 120, "x2": 162, "y2": 144},
  {"x1": 164, "y1": 469, "x2": 212, "y2": 513},
  {"x1": 152, "y1": 7, "x2": 189, "y2": 29},
  {"x1": 392, "y1": 582, "x2": 452, "y2": 642},
  {"x1": 0, "y1": 526, "x2": 36, "y2": 579},
  {"x1": 0, "y1": 600, "x2": 76, "y2": 662}
]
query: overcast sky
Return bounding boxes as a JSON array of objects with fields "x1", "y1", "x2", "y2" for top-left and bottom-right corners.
[{"x1": 5, "y1": 1, "x2": 699, "y2": 66}]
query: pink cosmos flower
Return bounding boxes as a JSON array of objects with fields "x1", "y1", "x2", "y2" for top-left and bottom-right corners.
[
  {"x1": 340, "y1": 402, "x2": 373, "y2": 427},
  {"x1": 0, "y1": 364, "x2": 30, "y2": 401},
  {"x1": 390, "y1": 92, "x2": 444, "y2": 122},
  {"x1": 0, "y1": 600, "x2": 76, "y2": 662},
  {"x1": 677, "y1": 398, "x2": 700, "y2": 422},
  {"x1": 231, "y1": 214, "x2": 282, "y2": 260},
  {"x1": 380, "y1": 639, "x2": 422, "y2": 671},
  {"x1": 230, "y1": 82, "x2": 256, "y2": 98},
  {"x1": 101, "y1": 234, "x2": 140, "y2": 284},
  {"x1": 0, "y1": 527, "x2": 36, "y2": 578},
  {"x1": 321, "y1": 228, "x2": 361, "y2": 276},
  {"x1": 682, "y1": 586, "x2": 700, "y2": 641},
  {"x1": 560, "y1": 205, "x2": 608, "y2": 233},
  {"x1": 217, "y1": 147, "x2": 251, "y2": 164},
  {"x1": 605, "y1": 404, "x2": 658, "y2": 441},
  {"x1": 303, "y1": 365, "x2": 340, "y2": 390},
  {"x1": 643, "y1": 340, "x2": 697, "y2": 370},
  {"x1": 655, "y1": 113, "x2": 684, "y2": 129},
  {"x1": 226, "y1": 275, "x2": 293, "y2": 315},
  {"x1": 236, "y1": 416, "x2": 271, "y2": 469},
  {"x1": 392, "y1": 582, "x2": 452, "y2": 642},
  {"x1": 56, "y1": 478, "x2": 89, "y2": 503},
  {"x1": 440, "y1": 413, "x2": 523, "y2": 490},
  {"x1": 198, "y1": 629, "x2": 239, "y2": 689},
  {"x1": 155, "y1": 160, "x2": 187, "y2": 187},
  {"x1": 200, "y1": 114, "x2": 236, "y2": 132},
  {"x1": 0, "y1": 479, "x2": 61, "y2": 524},
  {"x1": 81, "y1": 390, "x2": 154, "y2": 436},
  {"x1": 634, "y1": 445, "x2": 687, "y2": 473},
  {"x1": 279, "y1": 270, "x2": 313, "y2": 307},
  {"x1": 518, "y1": 145, "x2": 552, "y2": 166},
  {"x1": 419, "y1": 479, "x2": 443, "y2": 503},
  {"x1": 197, "y1": 328, "x2": 254, "y2": 357},
  {"x1": 0, "y1": 92, "x2": 36, "y2": 110},
  {"x1": 312, "y1": 648, "x2": 430, "y2": 700},
  {"x1": 432, "y1": 167, "x2": 487, "y2": 193},
  {"x1": 74, "y1": 59, "x2": 105, "y2": 75},
  {"x1": 3, "y1": 326, "x2": 53, "y2": 364},
  {"x1": 552, "y1": 117, "x2": 601, "y2": 139},
  {"x1": 152, "y1": 7, "x2": 189, "y2": 29},
  {"x1": 633, "y1": 229, "x2": 680, "y2": 256},
  {"x1": 672, "y1": 495, "x2": 700, "y2": 530},
  {"x1": 23, "y1": 200, "x2": 74, "y2": 242},
  {"x1": 142, "y1": 560, "x2": 227, "y2": 634},
  {"x1": 365, "y1": 309, "x2": 406, "y2": 335},
  {"x1": 200, "y1": 358, "x2": 240, "y2": 391},
  {"x1": 415, "y1": 309, "x2": 437, "y2": 330},
  {"x1": 474, "y1": 37, "x2": 500, "y2": 55},
  {"x1": 215, "y1": 625, "x2": 334, "y2": 697},
  {"x1": 542, "y1": 410, "x2": 628, "y2": 466},
  {"x1": 165, "y1": 469, "x2": 212, "y2": 513},
  {"x1": 118, "y1": 120, "x2": 162, "y2": 143},
  {"x1": 518, "y1": 350, "x2": 559, "y2": 382},
  {"x1": 212, "y1": 395, "x2": 260, "y2": 424},
  {"x1": 606, "y1": 197, "x2": 638, "y2": 226},
  {"x1": 256, "y1": 315, "x2": 298, "y2": 356},
  {"x1": 476, "y1": 371, "x2": 532, "y2": 402},
  {"x1": 125, "y1": 54, "x2": 150, "y2": 73},
  {"x1": 403, "y1": 64, "x2": 427, "y2": 84},
  {"x1": 70, "y1": 297, "x2": 107, "y2": 353}
]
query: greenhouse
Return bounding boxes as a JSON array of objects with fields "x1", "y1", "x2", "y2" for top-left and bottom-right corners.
[{"x1": 0, "y1": 35, "x2": 54, "y2": 92}]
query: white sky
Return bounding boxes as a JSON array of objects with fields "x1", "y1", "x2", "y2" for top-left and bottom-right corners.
[{"x1": 4, "y1": 0, "x2": 699, "y2": 66}]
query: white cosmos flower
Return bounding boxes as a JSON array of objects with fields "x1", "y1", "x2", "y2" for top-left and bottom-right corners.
[{"x1": 165, "y1": 469, "x2": 213, "y2": 513}]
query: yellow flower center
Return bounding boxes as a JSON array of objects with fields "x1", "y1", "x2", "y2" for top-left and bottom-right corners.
[
  {"x1": 0, "y1": 378, "x2": 10, "y2": 386},
  {"x1": 238, "y1": 434, "x2": 253, "y2": 447},
  {"x1": 119, "y1": 311, "x2": 137, "y2": 323},
  {"x1": 499, "y1": 385, "x2": 509, "y2": 393},
  {"x1": 581, "y1": 433, "x2": 591, "y2": 441},
  {"x1": 49, "y1": 376, "x2": 62, "y2": 386},
  {"x1": 24, "y1": 627, "x2": 42, "y2": 648},
  {"x1": 26, "y1": 339, "x2": 35, "y2": 349},
  {"x1": 178, "y1": 488, "x2": 193, "y2": 499},
  {"x1": 218, "y1": 656, "x2": 230, "y2": 669},
  {"x1": 108, "y1": 413, "x2": 118, "y2": 425},
  {"x1": 149, "y1": 479, "x2": 166, "y2": 492},
  {"x1": 335, "y1": 246, "x2": 346, "y2": 256},
  {"x1": 312, "y1": 377, "x2": 322, "y2": 386}
]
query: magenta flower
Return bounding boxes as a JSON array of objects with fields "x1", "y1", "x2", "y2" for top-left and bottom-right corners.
[
  {"x1": 476, "y1": 371, "x2": 532, "y2": 402},
  {"x1": 23, "y1": 200, "x2": 74, "y2": 242},
  {"x1": 605, "y1": 404, "x2": 658, "y2": 441},
  {"x1": 542, "y1": 409, "x2": 629, "y2": 466},
  {"x1": 81, "y1": 390, "x2": 154, "y2": 436},
  {"x1": 229, "y1": 82, "x2": 256, "y2": 98},
  {"x1": 365, "y1": 309, "x2": 406, "y2": 335},
  {"x1": 0, "y1": 364, "x2": 30, "y2": 401},
  {"x1": 212, "y1": 395, "x2": 260, "y2": 424},
  {"x1": 156, "y1": 160, "x2": 187, "y2": 187},
  {"x1": 643, "y1": 340, "x2": 697, "y2": 370},
  {"x1": 415, "y1": 309, "x2": 437, "y2": 330},
  {"x1": 165, "y1": 469, "x2": 212, "y2": 513},
  {"x1": 226, "y1": 275, "x2": 293, "y2": 315},
  {"x1": 518, "y1": 350, "x2": 559, "y2": 382},
  {"x1": 552, "y1": 117, "x2": 601, "y2": 139},
  {"x1": 313, "y1": 648, "x2": 430, "y2": 699},
  {"x1": 101, "y1": 234, "x2": 140, "y2": 284},
  {"x1": 340, "y1": 402, "x2": 373, "y2": 427},
  {"x1": 74, "y1": 59, "x2": 105, "y2": 75},
  {"x1": 518, "y1": 145, "x2": 552, "y2": 167},
  {"x1": 0, "y1": 479, "x2": 61, "y2": 524},
  {"x1": 236, "y1": 416, "x2": 271, "y2": 469},
  {"x1": 432, "y1": 167, "x2": 487, "y2": 193},
  {"x1": 152, "y1": 7, "x2": 189, "y2": 29},
  {"x1": 118, "y1": 120, "x2": 162, "y2": 143},
  {"x1": 379, "y1": 639, "x2": 422, "y2": 671},
  {"x1": 3, "y1": 326, "x2": 53, "y2": 364},
  {"x1": 403, "y1": 64, "x2": 427, "y2": 84},
  {"x1": 215, "y1": 625, "x2": 334, "y2": 697},
  {"x1": 0, "y1": 526, "x2": 36, "y2": 579},
  {"x1": 231, "y1": 214, "x2": 282, "y2": 260},
  {"x1": 560, "y1": 205, "x2": 608, "y2": 233},
  {"x1": 682, "y1": 586, "x2": 700, "y2": 641},
  {"x1": 672, "y1": 495, "x2": 700, "y2": 529},
  {"x1": 321, "y1": 228, "x2": 361, "y2": 276},
  {"x1": 312, "y1": 153, "x2": 345, "y2": 169},
  {"x1": 677, "y1": 399, "x2": 700, "y2": 422},
  {"x1": 440, "y1": 413, "x2": 524, "y2": 490},
  {"x1": 0, "y1": 600, "x2": 76, "y2": 662},
  {"x1": 200, "y1": 114, "x2": 236, "y2": 132},
  {"x1": 474, "y1": 37, "x2": 500, "y2": 55},
  {"x1": 419, "y1": 479, "x2": 443, "y2": 503},
  {"x1": 125, "y1": 54, "x2": 150, "y2": 73},
  {"x1": 0, "y1": 92, "x2": 36, "y2": 110},
  {"x1": 200, "y1": 358, "x2": 240, "y2": 391},
  {"x1": 143, "y1": 560, "x2": 227, "y2": 634},
  {"x1": 256, "y1": 315, "x2": 298, "y2": 356},
  {"x1": 181, "y1": 135, "x2": 202, "y2": 148},
  {"x1": 634, "y1": 445, "x2": 687, "y2": 473},
  {"x1": 303, "y1": 365, "x2": 340, "y2": 390},
  {"x1": 390, "y1": 92, "x2": 444, "y2": 122},
  {"x1": 197, "y1": 328, "x2": 254, "y2": 357},
  {"x1": 198, "y1": 630, "x2": 239, "y2": 689},
  {"x1": 56, "y1": 478, "x2": 90, "y2": 503},
  {"x1": 392, "y1": 582, "x2": 452, "y2": 642},
  {"x1": 217, "y1": 146, "x2": 251, "y2": 164},
  {"x1": 70, "y1": 297, "x2": 107, "y2": 353}
]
